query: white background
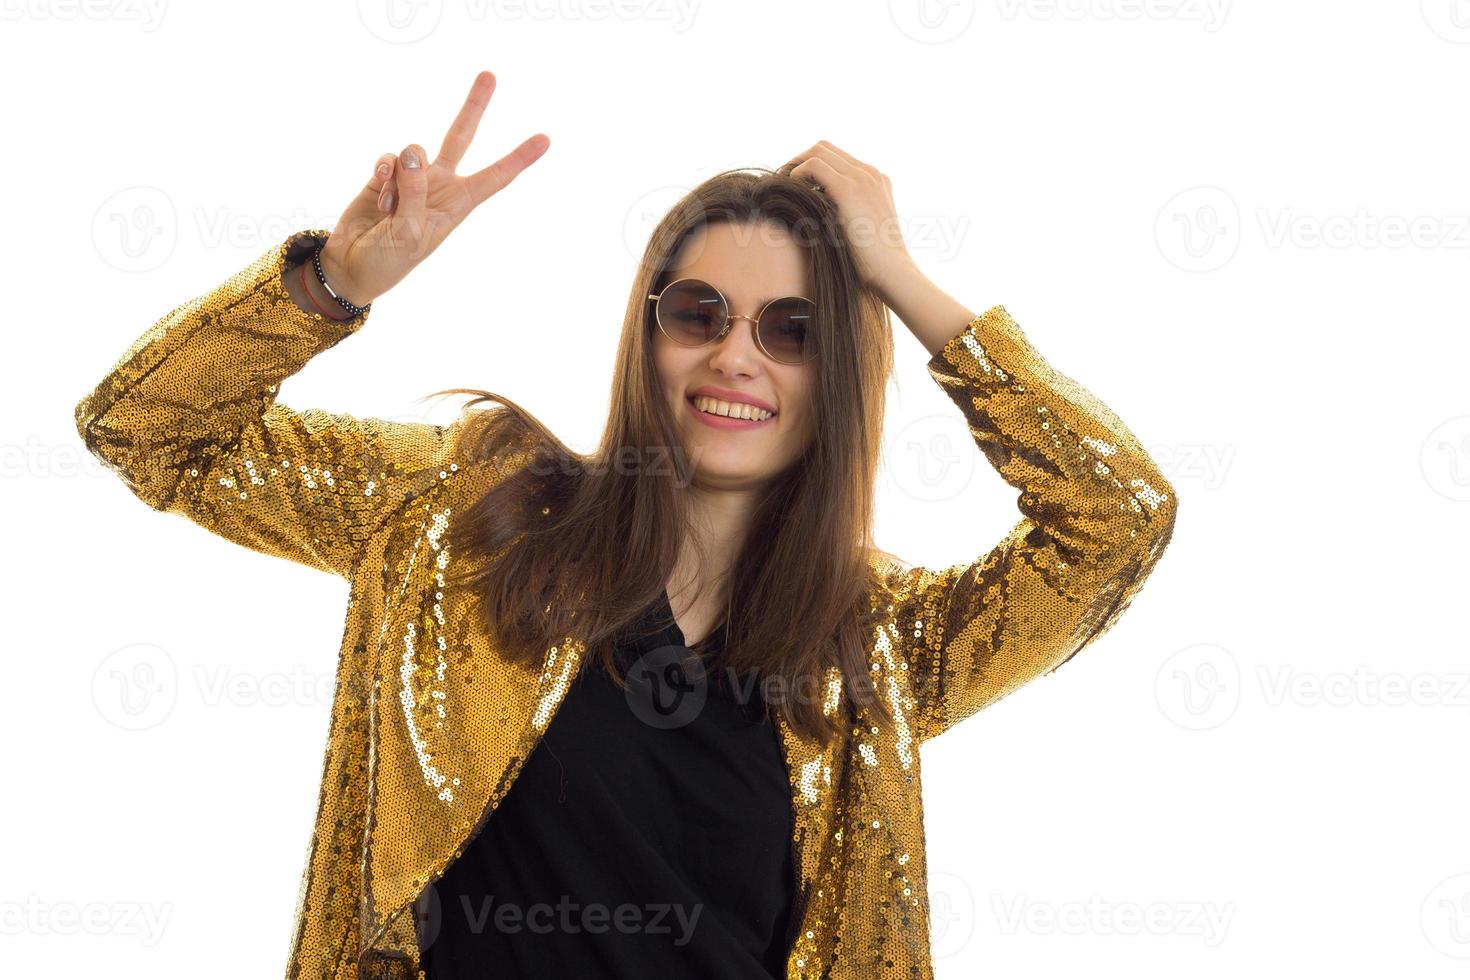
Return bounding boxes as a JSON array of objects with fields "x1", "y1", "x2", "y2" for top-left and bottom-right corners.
[{"x1": 3, "y1": 0, "x2": 1468, "y2": 976}]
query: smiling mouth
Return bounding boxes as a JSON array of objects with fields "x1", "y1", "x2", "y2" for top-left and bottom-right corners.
[
  {"x1": 688, "y1": 395, "x2": 776, "y2": 421},
  {"x1": 686, "y1": 395, "x2": 777, "y2": 428}
]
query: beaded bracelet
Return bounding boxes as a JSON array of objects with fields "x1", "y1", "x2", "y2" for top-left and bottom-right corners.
[
  {"x1": 310, "y1": 243, "x2": 371, "y2": 317},
  {"x1": 298, "y1": 260, "x2": 347, "y2": 320}
]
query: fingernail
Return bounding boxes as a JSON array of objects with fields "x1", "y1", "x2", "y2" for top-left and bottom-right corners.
[
  {"x1": 376, "y1": 161, "x2": 391, "y2": 177},
  {"x1": 403, "y1": 149, "x2": 420, "y2": 169},
  {"x1": 381, "y1": 189, "x2": 395, "y2": 212}
]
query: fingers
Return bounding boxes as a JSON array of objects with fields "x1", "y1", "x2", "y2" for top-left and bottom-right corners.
[
  {"x1": 783, "y1": 141, "x2": 891, "y2": 190},
  {"x1": 463, "y1": 132, "x2": 550, "y2": 210},
  {"x1": 789, "y1": 156, "x2": 841, "y2": 192},
  {"x1": 814, "y1": 140, "x2": 862, "y2": 170},
  {"x1": 783, "y1": 141, "x2": 852, "y2": 177},
  {"x1": 393, "y1": 142, "x2": 429, "y2": 233},
  {"x1": 363, "y1": 153, "x2": 396, "y2": 194},
  {"x1": 810, "y1": 141, "x2": 888, "y2": 187},
  {"x1": 368, "y1": 153, "x2": 398, "y2": 214},
  {"x1": 437, "y1": 70, "x2": 496, "y2": 171}
]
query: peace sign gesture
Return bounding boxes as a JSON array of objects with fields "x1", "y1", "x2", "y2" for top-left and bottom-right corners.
[{"x1": 317, "y1": 70, "x2": 549, "y2": 307}]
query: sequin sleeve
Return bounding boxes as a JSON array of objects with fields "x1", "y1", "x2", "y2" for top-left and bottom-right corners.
[
  {"x1": 73, "y1": 228, "x2": 464, "y2": 581},
  {"x1": 890, "y1": 305, "x2": 1178, "y2": 742}
]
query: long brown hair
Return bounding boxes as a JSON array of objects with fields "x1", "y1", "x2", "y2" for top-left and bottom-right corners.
[{"x1": 428, "y1": 167, "x2": 896, "y2": 742}]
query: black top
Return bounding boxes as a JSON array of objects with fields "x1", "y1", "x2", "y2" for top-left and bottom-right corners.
[{"x1": 417, "y1": 591, "x2": 795, "y2": 979}]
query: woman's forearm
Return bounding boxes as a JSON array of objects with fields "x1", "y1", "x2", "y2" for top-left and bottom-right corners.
[{"x1": 872, "y1": 261, "x2": 979, "y2": 357}]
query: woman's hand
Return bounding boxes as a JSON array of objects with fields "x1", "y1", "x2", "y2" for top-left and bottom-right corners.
[
  {"x1": 784, "y1": 141, "x2": 978, "y2": 356},
  {"x1": 317, "y1": 70, "x2": 549, "y2": 307},
  {"x1": 781, "y1": 141, "x2": 917, "y2": 300}
]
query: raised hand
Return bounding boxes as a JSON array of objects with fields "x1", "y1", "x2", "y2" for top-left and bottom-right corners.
[
  {"x1": 783, "y1": 141, "x2": 975, "y2": 356},
  {"x1": 781, "y1": 140, "x2": 914, "y2": 298},
  {"x1": 316, "y1": 70, "x2": 549, "y2": 307}
]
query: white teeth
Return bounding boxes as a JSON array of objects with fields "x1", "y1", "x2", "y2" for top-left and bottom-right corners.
[{"x1": 693, "y1": 396, "x2": 773, "y2": 421}]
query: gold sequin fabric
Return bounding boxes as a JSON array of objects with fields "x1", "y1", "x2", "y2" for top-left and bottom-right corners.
[{"x1": 74, "y1": 230, "x2": 1177, "y2": 979}]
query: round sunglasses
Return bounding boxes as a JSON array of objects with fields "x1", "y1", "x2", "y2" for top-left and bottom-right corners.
[{"x1": 648, "y1": 277, "x2": 818, "y2": 365}]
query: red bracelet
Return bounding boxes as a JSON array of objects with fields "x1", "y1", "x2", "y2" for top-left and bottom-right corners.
[{"x1": 300, "y1": 259, "x2": 347, "y2": 321}]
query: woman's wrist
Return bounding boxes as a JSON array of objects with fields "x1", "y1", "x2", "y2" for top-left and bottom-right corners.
[
  {"x1": 874, "y1": 262, "x2": 978, "y2": 358},
  {"x1": 316, "y1": 247, "x2": 372, "y2": 309},
  {"x1": 285, "y1": 256, "x2": 353, "y2": 321}
]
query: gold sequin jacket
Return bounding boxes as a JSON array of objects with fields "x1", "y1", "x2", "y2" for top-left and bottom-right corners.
[{"x1": 74, "y1": 230, "x2": 1177, "y2": 979}]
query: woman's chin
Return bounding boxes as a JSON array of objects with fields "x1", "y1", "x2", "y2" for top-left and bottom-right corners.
[
  {"x1": 675, "y1": 428, "x2": 799, "y2": 490},
  {"x1": 686, "y1": 456, "x2": 783, "y2": 492}
]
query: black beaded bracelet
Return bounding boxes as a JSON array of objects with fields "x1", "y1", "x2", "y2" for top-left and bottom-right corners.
[{"x1": 310, "y1": 244, "x2": 371, "y2": 317}]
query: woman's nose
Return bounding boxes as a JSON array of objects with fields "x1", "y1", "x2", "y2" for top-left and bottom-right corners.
[{"x1": 706, "y1": 316, "x2": 763, "y2": 375}]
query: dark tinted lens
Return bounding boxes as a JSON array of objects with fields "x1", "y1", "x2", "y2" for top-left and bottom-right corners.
[
  {"x1": 757, "y1": 298, "x2": 816, "y2": 363},
  {"x1": 657, "y1": 280, "x2": 726, "y2": 345}
]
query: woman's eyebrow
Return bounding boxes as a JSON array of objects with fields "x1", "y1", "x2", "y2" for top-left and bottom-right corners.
[{"x1": 703, "y1": 280, "x2": 805, "y2": 307}]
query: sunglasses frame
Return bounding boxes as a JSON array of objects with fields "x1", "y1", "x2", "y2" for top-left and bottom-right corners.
[{"x1": 647, "y1": 277, "x2": 818, "y2": 365}]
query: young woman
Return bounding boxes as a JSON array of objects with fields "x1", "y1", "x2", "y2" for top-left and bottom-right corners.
[{"x1": 75, "y1": 71, "x2": 1177, "y2": 980}]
